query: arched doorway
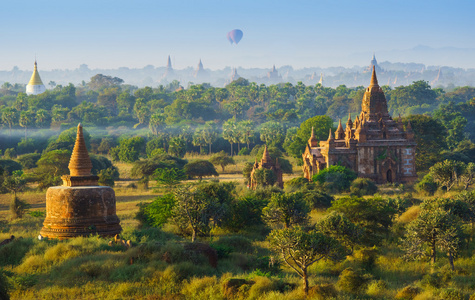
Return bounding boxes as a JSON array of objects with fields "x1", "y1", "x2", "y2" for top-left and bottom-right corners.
[{"x1": 386, "y1": 169, "x2": 393, "y2": 183}]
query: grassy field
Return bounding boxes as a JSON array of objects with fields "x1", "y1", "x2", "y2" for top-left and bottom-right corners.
[{"x1": 1, "y1": 157, "x2": 475, "y2": 299}]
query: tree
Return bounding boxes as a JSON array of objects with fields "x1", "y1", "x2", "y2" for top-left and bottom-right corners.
[
  {"x1": 1, "y1": 107, "x2": 18, "y2": 137},
  {"x1": 138, "y1": 193, "x2": 176, "y2": 228},
  {"x1": 110, "y1": 137, "x2": 145, "y2": 163},
  {"x1": 153, "y1": 168, "x2": 186, "y2": 190},
  {"x1": 268, "y1": 226, "x2": 346, "y2": 295},
  {"x1": 223, "y1": 119, "x2": 238, "y2": 156},
  {"x1": 36, "y1": 150, "x2": 71, "y2": 189},
  {"x1": 209, "y1": 151, "x2": 235, "y2": 172},
  {"x1": 3, "y1": 170, "x2": 26, "y2": 198},
  {"x1": 460, "y1": 162, "x2": 475, "y2": 190},
  {"x1": 259, "y1": 121, "x2": 284, "y2": 147},
  {"x1": 149, "y1": 113, "x2": 166, "y2": 136},
  {"x1": 263, "y1": 192, "x2": 310, "y2": 228},
  {"x1": 315, "y1": 212, "x2": 363, "y2": 251},
  {"x1": 192, "y1": 128, "x2": 208, "y2": 154},
  {"x1": 330, "y1": 196, "x2": 396, "y2": 245},
  {"x1": 313, "y1": 165, "x2": 356, "y2": 193},
  {"x1": 172, "y1": 185, "x2": 227, "y2": 242},
  {"x1": 168, "y1": 137, "x2": 186, "y2": 158},
  {"x1": 184, "y1": 160, "x2": 218, "y2": 181},
  {"x1": 402, "y1": 199, "x2": 464, "y2": 270},
  {"x1": 429, "y1": 160, "x2": 465, "y2": 191},
  {"x1": 19, "y1": 110, "x2": 35, "y2": 139},
  {"x1": 402, "y1": 115, "x2": 447, "y2": 171},
  {"x1": 35, "y1": 109, "x2": 51, "y2": 128},
  {"x1": 285, "y1": 115, "x2": 334, "y2": 159},
  {"x1": 202, "y1": 121, "x2": 218, "y2": 154}
]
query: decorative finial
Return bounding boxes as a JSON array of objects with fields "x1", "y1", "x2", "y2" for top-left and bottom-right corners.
[
  {"x1": 370, "y1": 65, "x2": 379, "y2": 87},
  {"x1": 68, "y1": 124, "x2": 92, "y2": 176},
  {"x1": 311, "y1": 126, "x2": 315, "y2": 138}
]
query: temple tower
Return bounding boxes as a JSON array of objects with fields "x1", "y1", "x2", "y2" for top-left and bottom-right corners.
[
  {"x1": 40, "y1": 124, "x2": 122, "y2": 239},
  {"x1": 26, "y1": 60, "x2": 46, "y2": 95},
  {"x1": 250, "y1": 145, "x2": 284, "y2": 189}
]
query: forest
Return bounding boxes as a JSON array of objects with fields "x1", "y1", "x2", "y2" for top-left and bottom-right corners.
[{"x1": 1, "y1": 74, "x2": 475, "y2": 299}]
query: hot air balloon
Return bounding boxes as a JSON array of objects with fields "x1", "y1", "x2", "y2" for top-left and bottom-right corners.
[{"x1": 227, "y1": 29, "x2": 243, "y2": 44}]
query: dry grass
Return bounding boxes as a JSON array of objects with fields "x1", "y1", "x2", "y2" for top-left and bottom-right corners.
[{"x1": 396, "y1": 205, "x2": 421, "y2": 224}]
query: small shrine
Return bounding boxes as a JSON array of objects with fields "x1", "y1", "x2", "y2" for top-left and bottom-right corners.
[
  {"x1": 250, "y1": 145, "x2": 284, "y2": 189},
  {"x1": 40, "y1": 124, "x2": 122, "y2": 239}
]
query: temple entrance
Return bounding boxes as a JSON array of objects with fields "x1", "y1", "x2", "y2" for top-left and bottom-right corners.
[{"x1": 386, "y1": 169, "x2": 393, "y2": 183}]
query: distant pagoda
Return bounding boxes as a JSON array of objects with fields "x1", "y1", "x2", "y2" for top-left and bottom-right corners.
[
  {"x1": 365, "y1": 53, "x2": 383, "y2": 73},
  {"x1": 161, "y1": 55, "x2": 174, "y2": 79},
  {"x1": 26, "y1": 60, "x2": 46, "y2": 95}
]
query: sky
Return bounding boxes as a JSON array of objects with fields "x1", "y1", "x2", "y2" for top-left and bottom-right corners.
[{"x1": 1, "y1": 0, "x2": 474, "y2": 71}]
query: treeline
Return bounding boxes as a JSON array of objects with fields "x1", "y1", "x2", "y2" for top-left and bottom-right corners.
[{"x1": 1, "y1": 75, "x2": 475, "y2": 172}]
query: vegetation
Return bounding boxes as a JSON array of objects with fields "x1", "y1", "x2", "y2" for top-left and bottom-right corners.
[{"x1": 1, "y1": 77, "x2": 475, "y2": 299}]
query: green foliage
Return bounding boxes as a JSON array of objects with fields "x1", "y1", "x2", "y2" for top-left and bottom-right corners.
[
  {"x1": 312, "y1": 165, "x2": 357, "y2": 193},
  {"x1": 395, "y1": 285, "x2": 420, "y2": 300},
  {"x1": 0, "y1": 159, "x2": 22, "y2": 176},
  {"x1": 268, "y1": 226, "x2": 346, "y2": 294},
  {"x1": 98, "y1": 168, "x2": 117, "y2": 186},
  {"x1": 238, "y1": 147, "x2": 250, "y2": 155},
  {"x1": 223, "y1": 195, "x2": 266, "y2": 231},
  {"x1": 330, "y1": 196, "x2": 396, "y2": 245},
  {"x1": 337, "y1": 268, "x2": 371, "y2": 294},
  {"x1": 17, "y1": 153, "x2": 41, "y2": 169},
  {"x1": 0, "y1": 269, "x2": 9, "y2": 300},
  {"x1": 3, "y1": 148, "x2": 16, "y2": 159},
  {"x1": 253, "y1": 168, "x2": 277, "y2": 188},
  {"x1": 402, "y1": 198, "x2": 465, "y2": 269},
  {"x1": 303, "y1": 189, "x2": 334, "y2": 210},
  {"x1": 263, "y1": 192, "x2": 310, "y2": 228},
  {"x1": 316, "y1": 212, "x2": 363, "y2": 250},
  {"x1": 137, "y1": 193, "x2": 176, "y2": 228},
  {"x1": 350, "y1": 178, "x2": 378, "y2": 196},
  {"x1": 416, "y1": 173, "x2": 438, "y2": 195},
  {"x1": 429, "y1": 159, "x2": 465, "y2": 191},
  {"x1": 131, "y1": 153, "x2": 187, "y2": 179},
  {"x1": 153, "y1": 168, "x2": 186, "y2": 189},
  {"x1": 110, "y1": 136, "x2": 146, "y2": 162},
  {"x1": 36, "y1": 150, "x2": 70, "y2": 189},
  {"x1": 184, "y1": 160, "x2": 218, "y2": 181},
  {"x1": 209, "y1": 151, "x2": 235, "y2": 172}
]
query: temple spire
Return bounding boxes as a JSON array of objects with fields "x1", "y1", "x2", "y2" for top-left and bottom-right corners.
[
  {"x1": 370, "y1": 65, "x2": 379, "y2": 87},
  {"x1": 262, "y1": 145, "x2": 271, "y2": 163},
  {"x1": 68, "y1": 124, "x2": 93, "y2": 176}
]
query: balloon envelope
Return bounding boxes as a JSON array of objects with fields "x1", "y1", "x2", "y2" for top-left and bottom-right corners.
[{"x1": 227, "y1": 29, "x2": 243, "y2": 44}]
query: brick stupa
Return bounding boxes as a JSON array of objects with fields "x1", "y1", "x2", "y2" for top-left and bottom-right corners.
[{"x1": 40, "y1": 124, "x2": 121, "y2": 239}]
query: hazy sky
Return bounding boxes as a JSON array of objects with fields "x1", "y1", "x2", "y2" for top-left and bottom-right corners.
[{"x1": 1, "y1": 0, "x2": 474, "y2": 70}]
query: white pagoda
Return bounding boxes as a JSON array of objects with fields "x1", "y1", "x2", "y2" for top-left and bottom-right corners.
[{"x1": 26, "y1": 61, "x2": 46, "y2": 95}]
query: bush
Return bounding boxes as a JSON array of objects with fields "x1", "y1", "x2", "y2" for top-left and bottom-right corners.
[
  {"x1": 284, "y1": 177, "x2": 310, "y2": 190},
  {"x1": 416, "y1": 173, "x2": 438, "y2": 196},
  {"x1": 313, "y1": 165, "x2": 356, "y2": 193},
  {"x1": 0, "y1": 237, "x2": 35, "y2": 267},
  {"x1": 136, "y1": 194, "x2": 175, "y2": 228},
  {"x1": 213, "y1": 236, "x2": 253, "y2": 254},
  {"x1": 238, "y1": 147, "x2": 250, "y2": 155},
  {"x1": 421, "y1": 271, "x2": 451, "y2": 289},
  {"x1": 303, "y1": 190, "x2": 333, "y2": 210},
  {"x1": 0, "y1": 269, "x2": 9, "y2": 300},
  {"x1": 336, "y1": 268, "x2": 370, "y2": 294},
  {"x1": 439, "y1": 289, "x2": 464, "y2": 300},
  {"x1": 181, "y1": 276, "x2": 221, "y2": 300},
  {"x1": 98, "y1": 168, "x2": 117, "y2": 187},
  {"x1": 17, "y1": 153, "x2": 41, "y2": 169},
  {"x1": 350, "y1": 178, "x2": 378, "y2": 196},
  {"x1": 3, "y1": 148, "x2": 16, "y2": 159},
  {"x1": 395, "y1": 285, "x2": 421, "y2": 300},
  {"x1": 10, "y1": 196, "x2": 30, "y2": 219},
  {"x1": 308, "y1": 283, "x2": 337, "y2": 300}
]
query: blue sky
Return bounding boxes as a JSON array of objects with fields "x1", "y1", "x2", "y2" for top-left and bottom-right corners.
[{"x1": 1, "y1": 0, "x2": 474, "y2": 70}]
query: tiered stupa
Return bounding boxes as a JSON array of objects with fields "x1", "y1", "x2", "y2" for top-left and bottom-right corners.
[
  {"x1": 40, "y1": 124, "x2": 121, "y2": 239},
  {"x1": 26, "y1": 60, "x2": 46, "y2": 95}
]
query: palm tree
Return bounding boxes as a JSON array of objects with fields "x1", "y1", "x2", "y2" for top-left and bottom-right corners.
[{"x1": 19, "y1": 110, "x2": 35, "y2": 139}]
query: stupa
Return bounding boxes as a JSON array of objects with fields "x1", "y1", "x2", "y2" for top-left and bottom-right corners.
[
  {"x1": 40, "y1": 124, "x2": 121, "y2": 239},
  {"x1": 26, "y1": 60, "x2": 46, "y2": 95}
]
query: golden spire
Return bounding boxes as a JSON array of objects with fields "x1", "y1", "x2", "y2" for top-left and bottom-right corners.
[
  {"x1": 370, "y1": 65, "x2": 379, "y2": 87},
  {"x1": 68, "y1": 124, "x2": 93, "y2": 176},
  {"x1": 311, "y1": 126, "x2": 315, "y2": 138},
  {"x1": 28, "y1": 60, "x2": 44, "y2": 86},
  {"x1": 327, "y1": 128, "x2": 334, "y2": 141},
  {"x1": 308, "y1": 126, "x2": 318, "y2": 147}
]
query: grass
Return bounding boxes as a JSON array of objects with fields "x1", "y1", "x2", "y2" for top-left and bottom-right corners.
[{"x1": 1, "y1": 159, "x2": 475, "y2": 299}]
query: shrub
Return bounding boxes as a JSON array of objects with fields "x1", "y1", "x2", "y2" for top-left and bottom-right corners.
[
  {"x1": 222, "y1": 278, "x2": 254, "y2": 299},
  {"x1": 350, "y1": 178, "x2": 378, "y2": 196},
  {"x1": 3, "y1": 148, "x2": 16, "y2": 159},
  {"x1": 336, "y1": 268, "x2": 370, "y2": 294},
  {"x1": 439, "y1": 289, "x2": 465, "y2": 300},
  {"x1": 0, "y1": 270, "x2": 9, "y2": 300},
  {"x1": 352, "y1": 247, "x2": 378, "y2": 271},
  {"x1": 0, "y1": 237, "x2": 34, "y2": 267},
  {"x1": 98, "y1": 168, "x2": 116, "y2": 186},
  {"x1": 10, "y1": 197, "x2": 30, "y2": 219},
  {"x1": 17, "y1": 153, "x2": 41, "y2": 169},
  {"x1": 284, "y1": 177, "x2": 310, "y2": 190},
  {"x1": 238, "y1": 147, "x2": 250, "y2": 155},
  {"x1": 395, "y1": 285, "x2": 420, "y2": 300},
  {"x1": 416, "y1": 173, "x2": 438, "y2": 196},
  {"x1": 421, "y1": 271, "x2": 451, "y2": 289},
  {"x1": 213, "y1": 236, "x2": 253, "y2": 253},
  {"x1": 313, "y1": 165, "x2": 356, "y2": 193},
  {"x1": 308, "y1": 283, "x2": 337, "y2": 300},
  {"x1": 136, "y1": 194, "x2": 175, "y2": 228},
  {"x1": 181, "y1": 276, "x2": 222, "y2": 299},
  {"x1": 303, "y1": 190, "x2": 333, "y2": 210},
  {"x1": 366, "y1": 280, "x2": 387, "y2": 298}
]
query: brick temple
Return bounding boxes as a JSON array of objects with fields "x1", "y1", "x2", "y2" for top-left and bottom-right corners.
[
  {"x1": 40, "y1": 124, "x2": 121, "y2": 239},
  {"x1": 303, "y1": 67, "x2": 417, "y2": 184},
  {"x1": 250, "y1": 145, "x2": 284, "y2": 189}
]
